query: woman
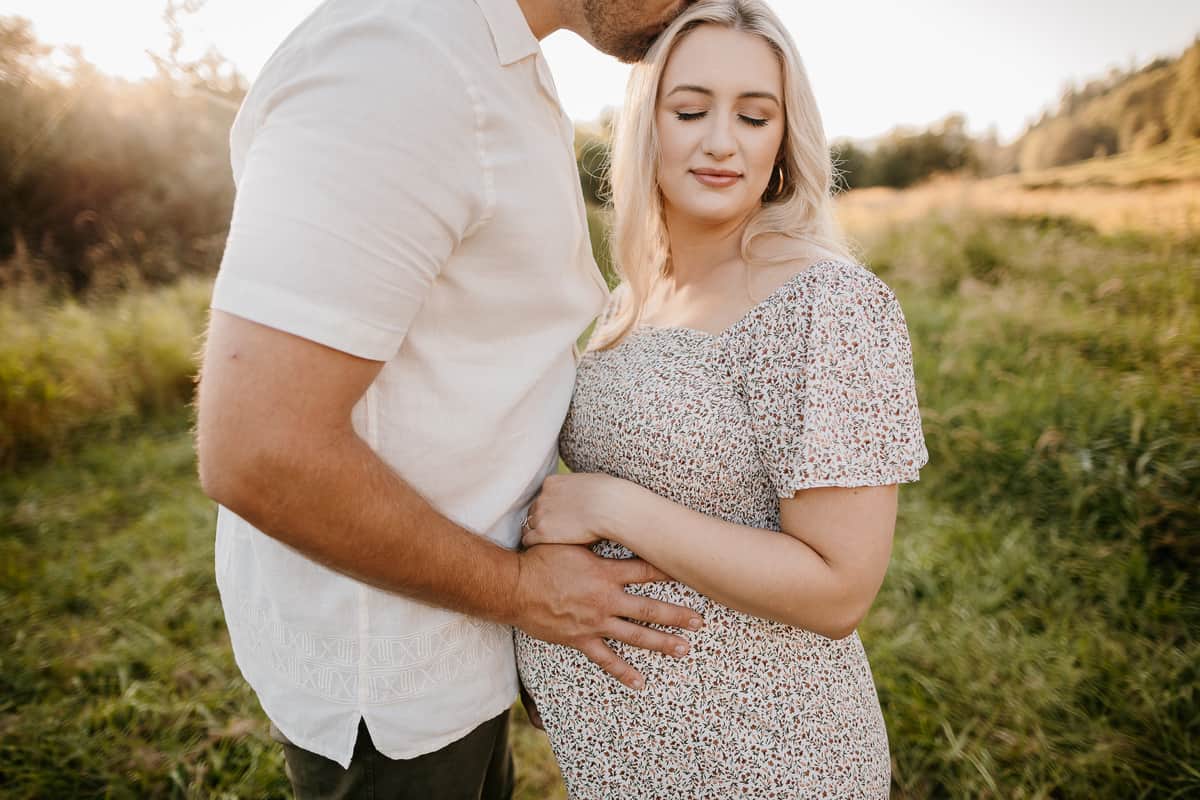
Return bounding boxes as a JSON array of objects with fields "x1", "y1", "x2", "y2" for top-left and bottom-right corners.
[{"x1": 515, "y1": 1, "x2": 928, "y2": 796}]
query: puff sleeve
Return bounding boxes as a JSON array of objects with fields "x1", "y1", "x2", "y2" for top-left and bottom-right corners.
[{"x1": 741, "y1": 266, "x2": 929, "y2": 498}]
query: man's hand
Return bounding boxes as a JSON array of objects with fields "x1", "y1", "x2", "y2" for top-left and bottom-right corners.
[{"x1": 513, "y1": 545, "x2": 704, "y2": 691}]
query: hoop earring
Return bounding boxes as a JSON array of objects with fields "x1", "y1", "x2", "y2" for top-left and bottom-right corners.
[{"x1": 763, "y1": 162, "x2": 787, "y2": 202}]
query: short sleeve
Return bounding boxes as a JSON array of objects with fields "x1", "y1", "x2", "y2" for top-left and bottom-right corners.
[
  {"x1": 211, "y1": 14, "x2": 487, "y2": 361},
  {"x1": 741, "y1": 268, "x2": 929, "y2": 498}
]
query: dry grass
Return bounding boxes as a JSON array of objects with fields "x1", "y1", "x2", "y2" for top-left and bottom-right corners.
[
  {"x1": 1016, "y1": 140, "x2": 1200, "y2": 189},
  {"x1": 837, "y1": 141, "x2": 1200, "y2": 238},
  {"x1": 838, "y1": 176, "x2": 1200, "y2": 239}
]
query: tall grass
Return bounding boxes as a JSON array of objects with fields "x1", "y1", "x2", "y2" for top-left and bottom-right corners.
[
  {"x1": 853, "y1": 213, "x2": 1199, "y2": 797},
  {"x1": 860, "y1": 214, "x2": 1199, "y2": 568},
  {"x1": 0, "y1": 213, "x2": 1195, "y2": 797},
  {"x1": 0, "y1": 277, "x2": 210, "y2": 466}
]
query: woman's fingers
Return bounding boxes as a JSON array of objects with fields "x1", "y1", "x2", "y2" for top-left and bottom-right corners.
[
  {"x1": 606, "y1": 556, "x2": 671, "y2": 585},
  {"x1": 521, "y1": 526, "x2": 567, "y2": 547}
]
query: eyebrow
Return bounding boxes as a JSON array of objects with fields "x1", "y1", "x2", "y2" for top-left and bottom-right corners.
[{"x1": 666, "y1": 84, "x2": 780, "y2": 105}]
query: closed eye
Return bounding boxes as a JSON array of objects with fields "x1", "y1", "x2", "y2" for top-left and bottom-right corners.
[
  {"x1": 674, "y1": 110, "x2": 769, "y2": 128},
  {"x1": 676, "y1": 110, "x2": 768, "y2": 127}
]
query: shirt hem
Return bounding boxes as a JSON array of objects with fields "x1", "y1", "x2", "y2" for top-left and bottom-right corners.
[
  {"x1": 370, "y1": 692, "x2": 519, "y2": 762},
  {"x1": 262, "y1": 691, "x2": 520, "y2": 769}
]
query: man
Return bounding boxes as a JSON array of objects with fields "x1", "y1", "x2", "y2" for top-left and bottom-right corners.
[{"x1": 195, "y1": 0, "x2": 699, "y2": 797}]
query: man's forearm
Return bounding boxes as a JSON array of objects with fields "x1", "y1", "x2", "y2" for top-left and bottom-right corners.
[{"x1": 204, "y1": 425, "x2": 524, "y2": 625}]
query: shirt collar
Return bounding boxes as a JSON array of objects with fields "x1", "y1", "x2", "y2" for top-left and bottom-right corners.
[{"x1": 474, "y1": 0, "x2": 541, "y2": 66}]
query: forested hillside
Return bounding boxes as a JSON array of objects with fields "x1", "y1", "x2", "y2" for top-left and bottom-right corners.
[{"x1": 1018, "y1": 37, "x2": 1200, "y2": 170}]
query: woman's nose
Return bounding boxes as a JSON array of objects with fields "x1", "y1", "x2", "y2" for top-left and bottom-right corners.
[{"x1": 701, "y1": 116, "x2": 737, "y2": 160}]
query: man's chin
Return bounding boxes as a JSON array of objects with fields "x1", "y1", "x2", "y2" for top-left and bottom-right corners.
[{"x1": 609, "y1": 29, "x2": 666, "y2": 64}]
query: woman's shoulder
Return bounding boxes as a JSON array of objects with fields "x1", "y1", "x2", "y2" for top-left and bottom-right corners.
[
  {"x1": 749, "y1": 257, "x2": 902, "y2": 335},
  {"x1": 780, "y1": 257, "x2": 897, "y2": 305}
]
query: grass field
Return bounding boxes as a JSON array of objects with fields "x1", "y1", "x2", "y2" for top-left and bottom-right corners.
[
  {"x1": 1, "y1": 206, "x2": 1196, "y2": 797},
  {"x1": 838, "y1": 141, "x2": 1200, "y2": 238}
]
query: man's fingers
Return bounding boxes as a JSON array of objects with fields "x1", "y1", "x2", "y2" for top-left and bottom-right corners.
[
  {"x1": 607, "y1": 619, "x2": 691, "y2": 659},
  {"x1": 616, "y1": 593, "x2": 705, "y2": 634},
  {"x1": 607, "y1": 556, "x2": 670, "y2": 585},
  {"x1": 579, "y1": 638, "x2": 645, "y2": 691}
]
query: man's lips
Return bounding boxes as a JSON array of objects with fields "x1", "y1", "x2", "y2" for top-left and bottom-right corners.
[{"x1": 691, "y1": 168, "x2": 742, "y2": 188}]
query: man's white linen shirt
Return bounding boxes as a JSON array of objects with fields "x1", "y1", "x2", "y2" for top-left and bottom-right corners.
[{"x1": 210, "y1": 0, "x2": 609, "y2": 768}]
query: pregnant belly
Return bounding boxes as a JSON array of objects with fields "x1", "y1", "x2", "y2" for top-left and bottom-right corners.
[
  {"x1": 514, "y1": 559, "x2": 879, "y2": 724},
  {"x1": 513, "y1": 582, "x2": 888, "y2": 797}
]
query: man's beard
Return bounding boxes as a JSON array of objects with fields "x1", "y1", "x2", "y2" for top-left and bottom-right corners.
[{"x1": 583, "y1": 1, "x2": 674, "y2": 64}]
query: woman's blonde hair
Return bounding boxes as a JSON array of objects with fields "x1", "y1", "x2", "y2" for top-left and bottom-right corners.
[{"x1": 594, "y1": 0, "x2": 852, "y2": 350}]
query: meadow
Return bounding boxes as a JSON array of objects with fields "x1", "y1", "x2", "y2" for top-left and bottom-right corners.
[
  {"x1": 0, "y1": 203, "x2": 1197, "y2": 798},
  {"x1": 837, "y1": 141, "x2": 1200, "y2": 238}
]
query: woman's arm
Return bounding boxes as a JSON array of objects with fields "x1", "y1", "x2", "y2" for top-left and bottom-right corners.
[
  {"x1": 524, "y1": 473, "x2": 898, "y2": 639},
  {"x1": 526, "y1": 273, "x2": 926, "y2": 638}
]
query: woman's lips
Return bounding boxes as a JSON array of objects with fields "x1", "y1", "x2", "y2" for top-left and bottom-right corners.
[{"x1": 691, "y1": 169, "x2": 742, "y2": 188}]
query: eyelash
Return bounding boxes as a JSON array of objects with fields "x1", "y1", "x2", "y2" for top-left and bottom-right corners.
[{"x1": 675, "y1": 111, "x2": 769, "y2": 128}]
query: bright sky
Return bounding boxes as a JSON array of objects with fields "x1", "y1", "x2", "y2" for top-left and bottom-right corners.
[{"x1": 5, "y1": 0, "x2": 1199, "y2": 143}]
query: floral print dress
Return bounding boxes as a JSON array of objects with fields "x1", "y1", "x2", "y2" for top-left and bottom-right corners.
[{"x1": 515, "y1": 259, "x2": 929, "y2": 799}]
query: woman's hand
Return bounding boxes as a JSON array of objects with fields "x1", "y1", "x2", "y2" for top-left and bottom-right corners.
[
  {"x1": 521, "y1": 473, "x2": 636, "y2": 548},
  {"x1": 519, "y1": 680, "x2": 544, "y2": 731}
]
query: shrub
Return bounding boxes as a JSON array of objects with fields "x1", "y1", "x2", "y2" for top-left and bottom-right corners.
[{"x1": 0, "y1": 277, "x2": 211, "y2": 466}]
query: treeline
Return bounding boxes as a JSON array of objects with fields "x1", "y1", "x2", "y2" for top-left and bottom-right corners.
[
  {"x1": 1, "y1": 11, "x2": 618, "y2": 298},
  {"x1": 1018, "y1": 38, "x2": 1200, "y2": 171},
  {"x1": 0, "y1": 14, "x2": 242, "y2": 295},
  {"x1": 3, "y1": 13, "x2": 1198, "y2": 296},
  {"x1": 833, "y1": 38, "x2": 1200, "y2": 189},
  {"x1": 831, "y1": 114, "x2": 981, "y2": 190}
]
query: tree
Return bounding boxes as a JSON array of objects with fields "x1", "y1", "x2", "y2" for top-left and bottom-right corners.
[
  {"x1": 830, "y1": 140, "x2": 871, "y2": 190},
  {"x1": 1166, "y1": 39, "x2": 1200, "y2": 141},
  {"x1": 0, "y1": 16, "x2": 48, "y2": 84},
  {"x1": 0, "y1": 10, "x2": 240, "y2": 293}
]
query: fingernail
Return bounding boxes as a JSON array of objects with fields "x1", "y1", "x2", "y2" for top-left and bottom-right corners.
[
  {"x1": 689, "y1": 618, "x2": 703, "y2": 630},
  {"x1": 674, "y1": 644, "x2": 687, "y2": 657},
  {"x1": 632, "y1": 678, "x2": 645, "y2": 690}
]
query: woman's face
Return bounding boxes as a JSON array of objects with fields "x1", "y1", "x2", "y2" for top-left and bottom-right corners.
[{"x1": 655, "y1": 25, "x2": 786, "y2": 227}]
